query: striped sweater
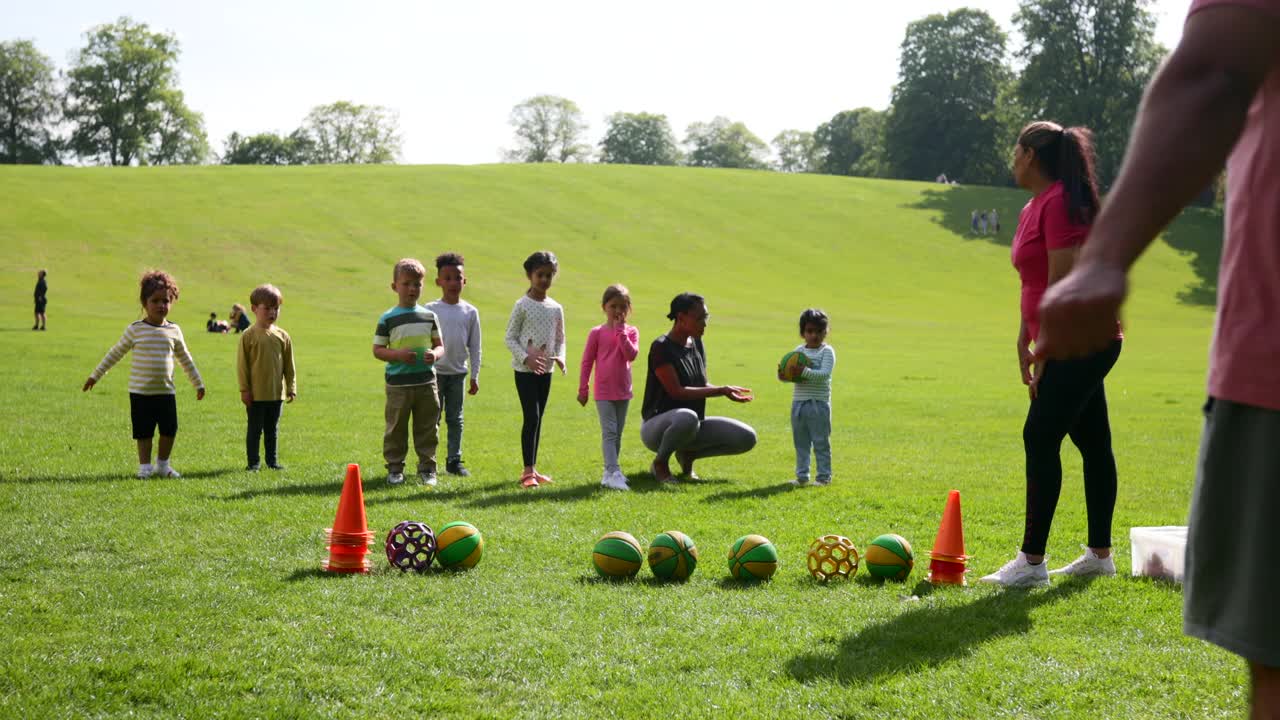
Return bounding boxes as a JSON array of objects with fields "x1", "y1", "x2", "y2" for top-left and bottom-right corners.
[
  {"x1": 90, "y1": 320, "x2": 204, "y2": 395},
  {"x1": 792, "y1": 343, "x2": 836, "y2": 403}
]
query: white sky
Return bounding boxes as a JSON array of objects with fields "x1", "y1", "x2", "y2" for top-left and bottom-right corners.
[{"x1": 3, "y1": 0, "x2": 1192, "y2": 165}]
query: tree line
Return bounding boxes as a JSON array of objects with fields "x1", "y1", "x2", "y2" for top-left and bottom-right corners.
[{"x1": 3, "y1": 1, "x2": 1164, "y2": 189}]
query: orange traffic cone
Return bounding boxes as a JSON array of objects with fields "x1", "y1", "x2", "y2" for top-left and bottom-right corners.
[
  {"x1": 323, "y1": 463, "x2": 375, "y2": 573},
  {"x1": 928, "y1": 489, "x2": 970, "y2": 585}
]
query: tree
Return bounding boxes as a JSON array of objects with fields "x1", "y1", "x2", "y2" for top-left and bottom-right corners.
[
  {"x1": 0, "y1": 39, "x2": 61, "y2": 164},
  {"x1": 1013, "y1": 0, "x2": 1164, "y2": 186},
  {"x1": 812, "y1": 108, "x2": 888, "y2": 177},
  {"x1": 302, "y1": 101, "x2": 400, "y2": 164},
  {"x1": 683, "y1": 117, "x2": 769, "y2": 170},
  {"x1": 771, "y1": 130, "x2": 817, "y2": 173},
  {"x1": 506, "y1": 95, "x2": 590, "y2": 163},
  {"x1": 63, "y1": 17, "x2": 208, "y2": 165},
  {"x1": 222, "y1": 129, "x2": 313, "y2": 165},
  {"x1": 883, "y1": 9, "x2": 1012, "y2": 185},
  {"x1": 599, "y1": 112, "x2": 679, "y2": 165}
]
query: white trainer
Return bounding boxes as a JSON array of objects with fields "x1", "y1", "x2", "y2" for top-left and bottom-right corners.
[
  {"x1": 1049, "y1": 546, "x2": 1116, "y2": 577},
  {"x1": 978, "y1": 551, "x2": 1050, "y2": 588},
  {"x1": 137, "y1": 464, "x2": 155, "y2": 479},
  {"x1": 387, "y1": 472, "x2": 405, "y2": 486},
  {"x1": 154, "y1": 465, "x2": 181, "y2": 478},
  {"x1": 602, "y1": 470, "x2": 630, "y2": 491}
]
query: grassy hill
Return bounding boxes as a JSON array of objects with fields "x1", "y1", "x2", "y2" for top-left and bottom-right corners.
[{"x1": 0, "y1": 165, "x2": 1235, "y2": 718}]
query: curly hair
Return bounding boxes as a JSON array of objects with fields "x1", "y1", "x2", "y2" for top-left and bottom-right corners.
[{"x1": 139, "y1": 270, "x2": 179, "y2": 305}]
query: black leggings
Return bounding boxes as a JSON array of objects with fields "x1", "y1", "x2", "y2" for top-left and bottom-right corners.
[
  {"x1": 1022, "y1": 339, "x2": 1121, "y2": 556},
  {"x1": 515, "y1": 371, "x2": 552, "y2": 466},
  {"x1": 247, "y1": 400, "x2": 284, "y2": 466}
]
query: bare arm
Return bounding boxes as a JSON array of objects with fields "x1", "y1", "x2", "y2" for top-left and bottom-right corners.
[{"x1": 654, "y1": 364, "x2": 750, "y2": 402}]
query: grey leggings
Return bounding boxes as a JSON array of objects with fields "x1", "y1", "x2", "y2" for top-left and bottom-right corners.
[
  {"x1": 596, "y1": 399, "x2": 629, "y2": 473},
  {"x1": 640, "y1": 408, "x2": 757, "y2": 464}
]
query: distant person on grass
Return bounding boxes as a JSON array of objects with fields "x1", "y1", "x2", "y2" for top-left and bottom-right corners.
[
  {"x1": 1034, "y1": 2, "x2": 1280, "y2": 713},
  {"x1": 979, "y1": 121, "x2": 1123, "y2": 588},
  {"x1": 504, "y1": 250, "x2": 566, "y2": 488},
  {"x1": 207, "y1": 313, "x2": 229, "y2": 333},
  {"x1": 373, "y1": 258, "x2": 443, "y2": 487},
  {"x1": 237, "y1": 284, "x2": 296, "y2": 471},
  {"x1": 229, "y1": 303, "x2": 251, "y2": 333},
  {"x1": 578, "y1": 284, "x2": 640, "y2": 491},
  {"x1": 33, "y1": 269, "x2": 47, "y2": 331},
  {"x1": 640, "y1": 293, "x2": 756, "y2": 484},
  {"x1": 82, "y1": 270, "x2": 205, "y2": 479},
  {"x1": 426, "y1": 252, "x2": 482, "y2": 478},
  {"x1": 788, "y1": 309, "x2": 836, "y2": 487}
]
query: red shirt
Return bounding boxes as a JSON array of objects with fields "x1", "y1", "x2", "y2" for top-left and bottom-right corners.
[
  {"x1": 1192, "y1": 0, "x2": 1280, "y2": 410},
  {"x1": 1012, "y1": 181, "x2": 1089, "y2": 342}
]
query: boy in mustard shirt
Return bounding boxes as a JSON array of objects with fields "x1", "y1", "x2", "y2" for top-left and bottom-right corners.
[{"x1": 238, "y1": 284, "x2": 297, "y2": 470}]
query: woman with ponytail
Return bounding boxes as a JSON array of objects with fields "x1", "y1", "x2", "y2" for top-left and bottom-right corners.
[{"x1": 980, "y1": 121, "x2": 1123, "y2": 587}]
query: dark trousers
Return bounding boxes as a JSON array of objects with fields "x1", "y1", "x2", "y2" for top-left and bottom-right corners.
[
  {"x1": 1022, "y1": 339, "x2": 1121, "y2": 555},
  {"x1": 514, "y1": 371, "x2": 552, "y2": 466},
  {"x1": 247, "y1": 400, "x2": 284, "y2": 466}
]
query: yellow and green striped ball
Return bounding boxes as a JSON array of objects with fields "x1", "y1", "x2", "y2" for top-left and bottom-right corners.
[
  {"x1": 435, "y1": 521, "x2": 483, "y2": 569},
  {"x1": 647, "y1": 530, "x2": 699, "y2": 580},
  {"x1": 727, "y1": 534, "x2": 778, "y2": 580},
  {"x1": 864, "y1": 533, "x2": 914, "y2": 580},
  {"x1": 593, "y1": 531, "x2": 644, "y2": 578}
]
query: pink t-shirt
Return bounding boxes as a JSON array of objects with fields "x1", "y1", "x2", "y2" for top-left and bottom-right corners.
[
  {"x1": 1012, "y1": 181, "x2": 1089, "y2": 341},
  {"x1": 1191, "y1": 0, "x2": 1280, "y2": 410},
  {"x1": 578, "y1": 324, "x2": 640, "y2": 401}
]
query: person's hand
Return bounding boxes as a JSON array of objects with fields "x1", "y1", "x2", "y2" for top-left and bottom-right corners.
[
  {"x1": 423, "y1": 348, "x2": 437, "y2": 365},
  {"x1": 468, "y1": 378, "x2": 479, "y2": 395},
  {"x1": 722, "y1": 385, "x2": 753, "y2": 403},
  {"x1": 577, "y1": 391, "x2": 588, "y2": 407},
  {"x1": 1036, "y1": 259, "x2": 1127, "y2": 361},
  {"x1": 241, "y1": 390, "x2": 253, "y2": 408},
  {"x1": 1028, "y1": 362, "x2": 1044, "y2": 401},
  {"x1": 399, "y1": 348, "x2": 417, "y2": 364},
  {"x1": 82, "y1": 377, "x2": 96, "y2": 392},
  {"x1": 523, "y1": 341, "x2": 548, "y2": 374},
  {"x1": 554, "y1": 358, "x2": 565, "y2": 375},
  {"x1": 197, "y1": 387, "x2": 206, "y2": 401},
  {"x1": 287, "y1": 392, "x2": 296, "y2": 404},
  {"x1": 1018, "y1": 342, "x2": 1034, "y2": 386},
  {"x1": 608, "y1": 308, "x2": 628, "y2": 328}
]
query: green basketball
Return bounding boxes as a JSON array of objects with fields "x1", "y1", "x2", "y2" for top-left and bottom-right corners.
[
  {"x1": 435, "y1": 521, "x2": 483, "y2": 569},
  {"x1": 864, "y1": 533, "x2": 914, "y2": 580},
  {"x1": 593, "y1": 531, "x2": 644, "y2": 578},
  {"x1": 728, "y1": 534, "x2": 778, "y2": 580},
  {"x1": 777, "y1": 351, "x2": 809, "y2": 382},
  {"x1": 647, "y1": 530, "x2": 699, "y2": 580}
]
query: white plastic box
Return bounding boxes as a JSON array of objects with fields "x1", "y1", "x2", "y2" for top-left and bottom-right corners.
[{"x1": 1129, "y1": 526, "x2": 1187, "y2": 582}]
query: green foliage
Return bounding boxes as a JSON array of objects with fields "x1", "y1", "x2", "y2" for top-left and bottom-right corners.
[
  {"x1": 221, "y1": 129, "x2": 314, "y2": 166},
  {"x1": 0, "y1": 39, "x2": 61, "y2": 164},
  {"x1": 771, "y1": 129, "x2": 817, "y2": 173},
  {"x1": 506, "y1": 95, "x2": 590, "y2": 163},
  {"x1": 598, "y1": 111, "x2": 680, "y2": 166},
  {"x1": 63, "y1": 17, "x2": 208, "y2": 166},
  {"x1": 302, "y1": 101, "x2": 400, "y2": 164},
  {"x1": 884, "y1": 8, "x2": 1011, "y2": 185},
  {"x1": 0, "y1": 163, "x2": 1237, "y2": 719},
  {"x1": 683, "y1": 116, "x2": 769, "y2": 170},
  {"x1": 813, "y1": 108, "x2": 888, "y2": 178},
  {"x1": 1013, "y1": 0, "x2": 1165, "y2": 186}
]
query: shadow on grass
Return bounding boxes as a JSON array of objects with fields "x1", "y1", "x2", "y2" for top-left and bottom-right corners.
[
  {"x1": 221, "y1": 479, "x2": 344, "y2": 500},
  {"x1": 4, "y1": 467, "x2": 242, "y2": 485},
  {"x1": 702, "y1": 482, "x2": 802, "y2": 503},
  {"x1": 716, "y1": 577, "x2": 774, "y2": 591},
  {"x1": 1162, "y1": 205, "x2": 1222, "y2": 307},
  {"x1": 463, "y1": 481, "x2": 605, "y2": 508},
  {"x1": 786, "y1": 577, "x2": 1093, "y2": 685},
  {"x1": 904, "y1": 185, "x2": 1017, "y2": 247}
]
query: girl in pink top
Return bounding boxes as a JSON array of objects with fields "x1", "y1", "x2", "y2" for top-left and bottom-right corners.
[
  {"x1": 980, "y1": 121, "x2": 1122, "y2": 588},
  {"x1": 578, "y1": 284, "x2": 640, "y2": 490}
]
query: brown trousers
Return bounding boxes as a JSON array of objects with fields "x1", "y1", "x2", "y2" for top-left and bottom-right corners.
[{"x1": 384, "y1": 383, "x2": 440, "y2": 474}]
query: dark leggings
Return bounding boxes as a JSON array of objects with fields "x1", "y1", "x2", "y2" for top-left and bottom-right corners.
[
  {"x1": 1022, "y1": 339, "x2": 1121, "y2": 556},
  {"x1": 247, "y1": 400, "x2": 284, "y2": 466},
  {"x1": 515, "y1": 371, "x2": 552, "y2": 466}
]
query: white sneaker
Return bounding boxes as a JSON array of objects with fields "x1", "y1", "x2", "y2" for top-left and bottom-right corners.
[
  {"x1": 978, "y1": 551, "x2": 1050, "y2": 587},
  {"x1": 154, "y1": 465, "x2": 181, "y2": 478},
  {"x1": 602, "y1": 470, "x2": 630, "y2": 491},
  {"x1": 137, "y1": 464, "x2": 154, "y2": 479},
  {"x1": 419, "y1": 470, "x2": 438, "y2": 487},
  {"x1": 1049, "y1": 546, "x2": 1116, "y2": 577},
  {"x1": 387, "y1": 472, "x2": 405, "y2": 485}
]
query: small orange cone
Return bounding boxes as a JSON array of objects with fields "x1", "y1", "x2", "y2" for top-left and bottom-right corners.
[
  {"x1": 323, "y1": 463, "x2": 374, "y2": 573},
  {"x1": 928, "y1": 489, "x2": 970, "y2": 585}
]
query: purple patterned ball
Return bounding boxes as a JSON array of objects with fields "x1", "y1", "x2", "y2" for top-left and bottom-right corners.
[{"x1": 385, "y1": 521, "x2": 437, "y2": 572}]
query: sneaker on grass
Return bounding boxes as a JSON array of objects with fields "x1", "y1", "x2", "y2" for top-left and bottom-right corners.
[
  {"x1": 1049, "y1": 546, "x2": 1116, "y2": 577},
  {"x1": 387, "y1": 471, "x2": 405, "y2": 486},
  {"x1": 978, "y1": 551, "x2": 1050, "y2": 588},
  {"x1": 419, "y1": 470, "x2": 438, "y2": 487}
]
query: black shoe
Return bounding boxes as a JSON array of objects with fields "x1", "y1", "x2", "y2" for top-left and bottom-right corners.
[
  {"x1": 32, "y1": 325, "x2": 38, "y2": 330},
  {"x1": 246, "y1": 463, "x2": 261, "y2": 471},
  {"x1": 446, "y1": 459, "x2": 471, "y2": 477},
  {"x1": 39, "y1": 326, "x2": 45, "y2": 331},
  {"x1": 267, "y1": 462, "x2": 285, "y2": 470}
]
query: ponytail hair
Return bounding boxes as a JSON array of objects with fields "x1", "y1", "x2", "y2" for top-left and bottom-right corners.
[{"x1": 1018, "y1": 121, "x2": 1101, "y2": 225}]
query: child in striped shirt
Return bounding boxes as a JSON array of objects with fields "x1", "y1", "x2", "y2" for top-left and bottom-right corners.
[
  {"x1": 83, "y1": 270, "x2": 205, "y2": 478},
  {"x1": 789, "y1": 308, "x2": 836, "y2": 486}
]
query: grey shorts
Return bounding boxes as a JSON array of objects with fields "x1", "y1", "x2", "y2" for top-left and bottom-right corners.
[{"x1": 1184, "y1": 397, "x2": 1280, "y2": 667}]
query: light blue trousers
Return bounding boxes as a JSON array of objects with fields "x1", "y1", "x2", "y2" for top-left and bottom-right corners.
[{"x1": 792, "y1": 399, "x2": 832, "y2": 481}]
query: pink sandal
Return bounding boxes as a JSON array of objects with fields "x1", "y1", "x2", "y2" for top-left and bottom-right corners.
[{"x1": 520, "y1": 471, "x2": 539, "y2": 488}]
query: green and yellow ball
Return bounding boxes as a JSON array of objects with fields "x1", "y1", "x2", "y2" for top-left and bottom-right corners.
[
  {"x1": 727, "y1": 534, "x2": 778, "y2": 580},
  {"x1": 435, "y1": 521, "x2": 483, "y2": 569},
  {"x1": 864, "y1": 533, "x2": 914, "y2": 580},
  {"x1": 647, "y1": 530, "x2": 699, "y2": 580},
  {"x1": 593, "y1": 531, "x2": 644, "y2": 578}
]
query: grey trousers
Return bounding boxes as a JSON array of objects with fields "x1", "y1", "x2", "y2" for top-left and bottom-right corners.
[
  {"x1": 640, "y1": 408, "x2": 757, "y2": 465},
  {"x1": 595, "y1": 399, "x2": 629, "y2": 473}
]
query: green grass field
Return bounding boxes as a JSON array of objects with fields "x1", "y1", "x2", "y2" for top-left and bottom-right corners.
[{"x1": 0, "y1": 164, "x2": 1237, "y2": 718}]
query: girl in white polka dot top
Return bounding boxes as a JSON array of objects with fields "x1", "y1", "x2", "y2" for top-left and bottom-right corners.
[{"x1": 504, "y1": 250, "x2": 566, "y2": 488}]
